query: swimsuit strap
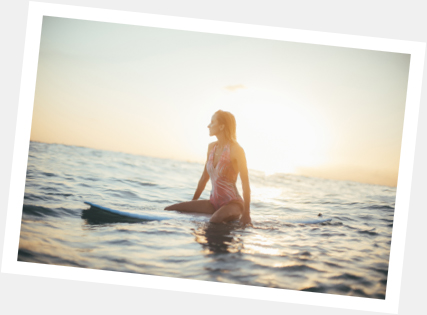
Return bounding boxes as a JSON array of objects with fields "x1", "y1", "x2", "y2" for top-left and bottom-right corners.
[{"x1": 212, "y1": 143, "x2": 226, "y2": 165}]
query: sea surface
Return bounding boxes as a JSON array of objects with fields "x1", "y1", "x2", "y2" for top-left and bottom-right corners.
[{"x1": 18, "y1": 141, "x2": 395, "y2": 299}]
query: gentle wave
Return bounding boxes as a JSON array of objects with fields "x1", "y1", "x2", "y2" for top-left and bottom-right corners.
[{"x1": 18, "y1": 141, "x2": 395, "y2": 299}]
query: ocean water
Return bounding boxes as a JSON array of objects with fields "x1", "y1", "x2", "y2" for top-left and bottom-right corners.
[{"x1": 18, "y1": 141, "x2": 395, "y2": 299}]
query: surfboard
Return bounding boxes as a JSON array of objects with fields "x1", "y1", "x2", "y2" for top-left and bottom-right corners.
[
  {"x1": 84, "y1": 201, "x2": 173, "y2": 221},
  {"x1": 84, "y1": 201, "x2": 332, "y2": 224}
]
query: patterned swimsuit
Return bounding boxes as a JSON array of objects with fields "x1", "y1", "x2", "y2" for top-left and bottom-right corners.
[{"x1": 207, "y1": 143, "x2": 244, "y2": 211}]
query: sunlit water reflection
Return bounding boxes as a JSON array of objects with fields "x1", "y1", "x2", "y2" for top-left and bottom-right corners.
[{"x1": 19, "y1": 141, "x2": 394, "y2": 299}]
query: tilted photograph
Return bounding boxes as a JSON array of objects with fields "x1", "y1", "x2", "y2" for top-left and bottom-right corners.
[{"x1": 18, "y1": 15, "x2": 410, "y2": 300}]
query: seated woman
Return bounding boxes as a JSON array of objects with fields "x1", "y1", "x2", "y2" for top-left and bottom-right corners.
[{"x1": 165, "y1": 110, "x2": 251, "y2": 225}]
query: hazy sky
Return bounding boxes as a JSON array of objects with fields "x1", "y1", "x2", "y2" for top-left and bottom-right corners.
[{"x1": 31, "y1": 17, "x2": 410, "y2": 186}]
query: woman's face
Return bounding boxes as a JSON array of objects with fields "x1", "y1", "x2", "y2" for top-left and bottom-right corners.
[{"x1": 208, "y1": 114, "x2": 223, "y2": 137}]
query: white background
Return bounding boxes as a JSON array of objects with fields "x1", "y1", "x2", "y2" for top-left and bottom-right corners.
[{"x1": 1, "y1": 1, "x2": 425, "y2": 314}]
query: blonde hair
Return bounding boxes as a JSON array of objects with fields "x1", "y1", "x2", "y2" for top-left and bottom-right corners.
[{"x1": 214, "y1": 110, "x2": 237, "y2": 142}]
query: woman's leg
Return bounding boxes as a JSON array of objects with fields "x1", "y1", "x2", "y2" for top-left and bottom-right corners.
[
  {"x1": 164, "y1": 200, "x2": 216, "y2": 214},
  {"x1": 209, "y1": 202, "x2": 243, "y2": 223}
]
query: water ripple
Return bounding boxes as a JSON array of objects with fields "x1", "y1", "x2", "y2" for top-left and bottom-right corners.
[{"x1": 19, "y1": 141, "x2": 394, "y2": 299}]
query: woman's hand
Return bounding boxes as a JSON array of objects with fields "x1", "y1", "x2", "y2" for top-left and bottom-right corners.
[{"x1": 240, "y1": 213, "x2": 252, "y2": 225}]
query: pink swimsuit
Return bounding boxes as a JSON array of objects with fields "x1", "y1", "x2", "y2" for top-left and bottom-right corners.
[{"x1": 207, "y1": 143, "x2": 244, "y2": 211}]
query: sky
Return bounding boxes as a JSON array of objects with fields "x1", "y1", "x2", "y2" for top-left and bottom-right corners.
[{"x1": 30, "y1": 16, "x2": 411, "y2": 187}]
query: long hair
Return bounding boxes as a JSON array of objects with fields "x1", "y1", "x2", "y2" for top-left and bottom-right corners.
[{"x1": 215, "y1": 110, "x2": 237, "y2": 143}]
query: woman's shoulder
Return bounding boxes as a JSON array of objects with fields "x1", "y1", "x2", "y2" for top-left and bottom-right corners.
[{"x1": 230, "y1": 141, "x2": 245, "y2": 155}]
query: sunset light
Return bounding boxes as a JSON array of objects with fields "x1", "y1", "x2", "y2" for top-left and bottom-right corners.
[{"x1": 30, "y1": 17, "x2": 409, "y2": 186}]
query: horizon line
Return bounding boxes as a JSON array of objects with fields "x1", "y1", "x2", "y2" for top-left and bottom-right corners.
[{"x1": 28, "y1": 139, "x2": 397, "y2": 188}]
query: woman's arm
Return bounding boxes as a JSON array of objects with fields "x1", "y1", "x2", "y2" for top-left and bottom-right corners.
[
  {"x1": 192, "y1": 163, "x2": 210, "y2": 200},
  {"x1": 235, "y1": 145, "x2": 251, "y2": 224},
  {"x1": 192, "y1": 143, "x2": 213, "y2": 200}
]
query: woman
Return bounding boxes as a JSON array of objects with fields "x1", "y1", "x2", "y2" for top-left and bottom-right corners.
[{"x1": 165, "y1": 110, "x2": 251, "y2": 225}]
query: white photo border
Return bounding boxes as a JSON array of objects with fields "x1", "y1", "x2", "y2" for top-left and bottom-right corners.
[{"x1": 2, "y1": 2, "x2": 426, "y2": 314}]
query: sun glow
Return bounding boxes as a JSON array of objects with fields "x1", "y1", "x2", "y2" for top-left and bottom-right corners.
[
  {"x1": 32, "y1": 17, "x2": 408, "y2": 187},
  {"x1": 218, "y1": 88, "x2": 331, "y2": 176},
  {"x1": 251, "y1": 186, "x2": 282, "y2": 202}
]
